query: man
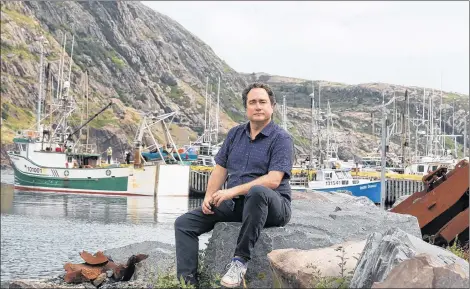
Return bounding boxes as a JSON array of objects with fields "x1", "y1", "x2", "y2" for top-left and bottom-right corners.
[
  {"x1": 174, "y1": 83, "x2": 293, "y2": 288},
  {"x1": 125, "y1": 150, "x2": 131, "y2": 164},
  {"x1": 106, "y1": 146, "x2": 112, "y2": 164}
]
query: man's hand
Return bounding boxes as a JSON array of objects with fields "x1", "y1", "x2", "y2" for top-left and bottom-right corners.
[
  {"x1": 212, "y1": 189, "x2": 236, "y2": 207},
  {"x1": 202, "y1": 197, "x2": 214, "y2": 215}
]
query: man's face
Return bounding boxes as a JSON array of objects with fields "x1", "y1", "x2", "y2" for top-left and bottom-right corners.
[{"x1": 245, "y1": 88, "x2": 274, "y2": 123}]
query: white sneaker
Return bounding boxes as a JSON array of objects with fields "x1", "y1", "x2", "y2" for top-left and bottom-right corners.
[{"x1": 220, "y1": 259, "x2": 247, "y2": 288}]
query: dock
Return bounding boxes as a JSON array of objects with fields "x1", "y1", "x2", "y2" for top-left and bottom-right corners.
[{"x1": 189, "y1": 168, "x2": 424, "y2": 206}]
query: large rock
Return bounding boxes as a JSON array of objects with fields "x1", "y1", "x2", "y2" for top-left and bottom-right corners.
[
  {"x1": 100, "y1": 241, "x2": 176, "y2": 288},
  {"x1": 350, "y1": 228, "x2": 469, "y2": 288},
  {"x1": 268, "y1": 239, "x2": 366, "y2": 288},
  {"x1": 202, "y1": 191, "x2": 422, "y2": 288},
  {"x1": 372, "y1": 253, "x2": 469, "y2": 288}
]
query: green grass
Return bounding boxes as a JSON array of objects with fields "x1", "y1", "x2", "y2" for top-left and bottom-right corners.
[
  {"x1": 88, "y1": 108, "x2": 117, "y2": 129},
  {"x1": 2, "y1": 6, "x2": 38, "y2": 28},
  {"x1": 106, "y1": 50, "x2": 126, "y2": 69},
  {"x1": 0, "y1": 102, "x2": 36, "y2": 143},
  {"x1": 168, "y1": 85, "x2": 191, "y2": 107},
  {"x1": 0, "y1": 43, "x2": 38, "y2": 61},
  {"x1": 446, "y1": 236, "x2": 469, "y2": 261},
  {"x1": 307, "y1": 246, "x2": 354, "y2": 289}
]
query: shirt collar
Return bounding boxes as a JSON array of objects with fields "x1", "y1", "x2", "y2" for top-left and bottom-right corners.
[{"x1": 244, "y1": 120, "x2": 275, "y2": 138}]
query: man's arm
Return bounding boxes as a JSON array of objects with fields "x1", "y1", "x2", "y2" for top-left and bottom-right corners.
[
  {"x1": 205, "y1": 164, "x2": 228, "y2": 200},
  {"x1": 225, "y1": 170, "x2": 284, "y2": 198}
]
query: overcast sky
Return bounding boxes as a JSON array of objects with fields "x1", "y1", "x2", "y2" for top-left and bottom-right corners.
[{"x1": 142, "y1": 1, "x2": 469, "y2": 94}]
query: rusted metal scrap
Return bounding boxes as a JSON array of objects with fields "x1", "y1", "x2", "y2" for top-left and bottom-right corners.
[
  {"x1": 63, "y1": 250, "x2": 148, "y2": 284},
  {"x1": 79, "y1": 251, "x2": 108, "y2": 265},
  {"x1": 391, "y1": 159, "x2": 469, "y2": 245}
]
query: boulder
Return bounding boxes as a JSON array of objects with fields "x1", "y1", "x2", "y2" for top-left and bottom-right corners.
[
  {"x1": 268, "y1": 239, "x2": 366, "y2": 288},
  {"x1": 202, "y1": 191, "x2": 422, "y2": 288},
  {"x1": 350, "y1": 228, "x2": 469, "y2": 288},
  {"x1": 371, "y1": 253, "x2": 469, "y2": 288},
  {"x1": 101, "y1": 241, "x2": 176, "y2": 288}
]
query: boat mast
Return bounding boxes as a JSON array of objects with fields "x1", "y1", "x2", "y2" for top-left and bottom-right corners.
[
  {"x1": 439, "y1": 73, "x2": 443, "y2": 156},
  {"x1": 215, "y1": 75, "x2": 220, "y2": 144},
  {"x1": 282, "y1": 95, "x2": 287, "y2": 131},
  {"x1": 36, "y1": 36, "x2": 46, "y2": 133},
  {"x1": 309, "y1": 82, "x2": 315, "y2": 168},
  {"x1": 86, "y1": 70, "x2": 89, "y2": 146},
  {"x1": 203, "y1": 76, "x2": 208, "y2": 142}
]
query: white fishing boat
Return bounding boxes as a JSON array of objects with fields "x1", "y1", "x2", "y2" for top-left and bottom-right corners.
[
  {"x1": 291, "y1": 168, "x2": 381, "y2": 203},
  {"x1": 6, "y1": 33, "x2": 190, "y2": 197}
]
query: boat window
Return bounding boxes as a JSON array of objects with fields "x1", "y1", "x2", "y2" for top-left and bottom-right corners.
[
  {"x1": 336, "y1": 171, "x2": 345, "y2": 179},
  {"x1": 417, "y1": 165, "x2": 425, "y2": 173},
  {"x1": 325, "y1": 172, "x2": 332, "y2": 180},
  {"x1": 431, "y1": 165, "x2": 438, "y2": 171},
  {"x1": 67, "y1": 156, "x2": 73, "y2": 163},
  {"x1": 21, "y1": 144, "x2": 27, "y2": 151}
]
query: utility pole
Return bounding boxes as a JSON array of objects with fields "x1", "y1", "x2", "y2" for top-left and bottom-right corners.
[
  {"x1": 309, "y1": 83, "x2": 315, "y2": 168},
  {"x1": 371, "y1": 112, "x2": 375, "y2": 135},
  {"x1": 380, "y1": 92, "x2": 396, "y2": 210}
]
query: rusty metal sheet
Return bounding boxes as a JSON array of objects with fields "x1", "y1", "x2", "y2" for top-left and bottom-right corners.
[
  {"x1": 80, "y1": 250, "x2": 108, "y2": 265},
  {"x1": 64, "y1": 269, "x2": 89, "y2": 283},
  {"x1": 435, "y1": 207, "x2": 469, "y2": 243},
  {"x1": 391, "y1": 160, "x2": 468, "y2": 228},
  {"x1": 64, "y1": 263, "x2": 102, "y2": 280}
]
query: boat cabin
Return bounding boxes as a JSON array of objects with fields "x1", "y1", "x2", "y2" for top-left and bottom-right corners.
[
  {"x1": 11, "y1": 130, "x2": 103, "y2": 169},
  {"x1": 314, "y1": 168, "x2": 353, "y2": 181}
]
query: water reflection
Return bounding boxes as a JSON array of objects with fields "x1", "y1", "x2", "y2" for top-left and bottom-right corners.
[
  {"x1": 0, "y1": 183, "x2": 203, "y2": 225},
  {"x1": 0, "y1": 181, "x2": 207, "y2": 283}
]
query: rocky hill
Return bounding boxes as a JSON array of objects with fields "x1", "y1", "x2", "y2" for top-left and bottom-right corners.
[
  {"x1": 244, "y1": 73, "x2": 469, "y2": 160},
  {"x1": 1, "y1": 1, "x2": 468, "y2": 167}
]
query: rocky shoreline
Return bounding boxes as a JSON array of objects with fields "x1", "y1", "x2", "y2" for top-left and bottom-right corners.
[{"x1": 4, "y1": 192, "x2": 469, "y2": 288}]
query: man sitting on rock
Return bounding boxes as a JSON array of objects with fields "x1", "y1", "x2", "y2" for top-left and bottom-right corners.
[{"x1": 175, "y1": 82, "x2": 294, "y2": 288}]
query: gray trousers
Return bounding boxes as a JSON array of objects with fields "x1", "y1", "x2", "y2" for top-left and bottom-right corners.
[{"x1": 174, "y1": 185, "x2": 291, "y2": 284}]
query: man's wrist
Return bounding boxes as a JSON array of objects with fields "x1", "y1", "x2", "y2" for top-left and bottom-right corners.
[{"x1": 228, "y1": 187, "x2": 240, "y2": 198}]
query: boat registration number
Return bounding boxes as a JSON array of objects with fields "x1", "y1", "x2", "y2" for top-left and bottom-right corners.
[
  {"x1": 27, "y1": 166, "x2": 46, "y2": 174},
  {"x1": 325, "y1": 181, "x2": 341, "y2": 186}
]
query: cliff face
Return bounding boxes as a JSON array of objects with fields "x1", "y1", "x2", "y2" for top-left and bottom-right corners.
[
  {"x1": 1, "y1": 1, "x2": 246, "y2": 160},
  {"x1": 0, "y1": 1, "x2": 468, "y2": 167}
]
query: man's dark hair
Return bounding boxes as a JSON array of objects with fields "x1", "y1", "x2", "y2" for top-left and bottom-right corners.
[{"x1": 241, "y1": 82, "x2": 276, "y2": 109}]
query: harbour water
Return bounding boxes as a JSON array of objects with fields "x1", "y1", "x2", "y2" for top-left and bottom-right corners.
[{"x1": 0, "y1": 169, "x2": 206, "y2": 283}]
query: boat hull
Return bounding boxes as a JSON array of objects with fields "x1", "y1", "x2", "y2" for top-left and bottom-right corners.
[
  {"x1": 292, "y1": 180, "x2": 382, "y2": 203},
  {"x1": 314, "y1": 181, "x2": 381, "y2": 203},
  {"x1": 8, "y1": 153, "x2": 158, "y2": 197}
]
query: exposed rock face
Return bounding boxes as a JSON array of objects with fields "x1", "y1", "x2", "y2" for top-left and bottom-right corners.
[
  {"x1": 201, "y1": 191, "x2": 422, "y2": 288},
  {"x1": 102, "y1": 241, "x2": 176, "y2": 285},
  {"x1": 350, "y1": 228, "x2": 469, "y2": 288},
  {"x1": 268, "y1": 240, "x2": 366, "y2": 288},
  {"x1": 371, "y1": 253, "x2": 469, "y2": 288}
]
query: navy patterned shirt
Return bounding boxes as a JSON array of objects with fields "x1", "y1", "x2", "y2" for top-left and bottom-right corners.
[{"x1": 214, "y1": 120, "x2": 294, "y2": 204}]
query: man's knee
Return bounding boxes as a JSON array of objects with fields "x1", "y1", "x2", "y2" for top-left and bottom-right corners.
[
  {"x1": 174, "y1": 213, "x2": 188, "y2": 231},
  {"x1": 246, "y1": 185, "x2": 269, "y2": 201}
]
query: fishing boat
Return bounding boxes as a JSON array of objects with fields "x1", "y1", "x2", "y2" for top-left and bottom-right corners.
[
  {"x1": 291, "y1": 168, "x2": 381, "y2": 203},
  {"x1": 6, "y1": 33, "x2": 190, "y2": 197}
]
